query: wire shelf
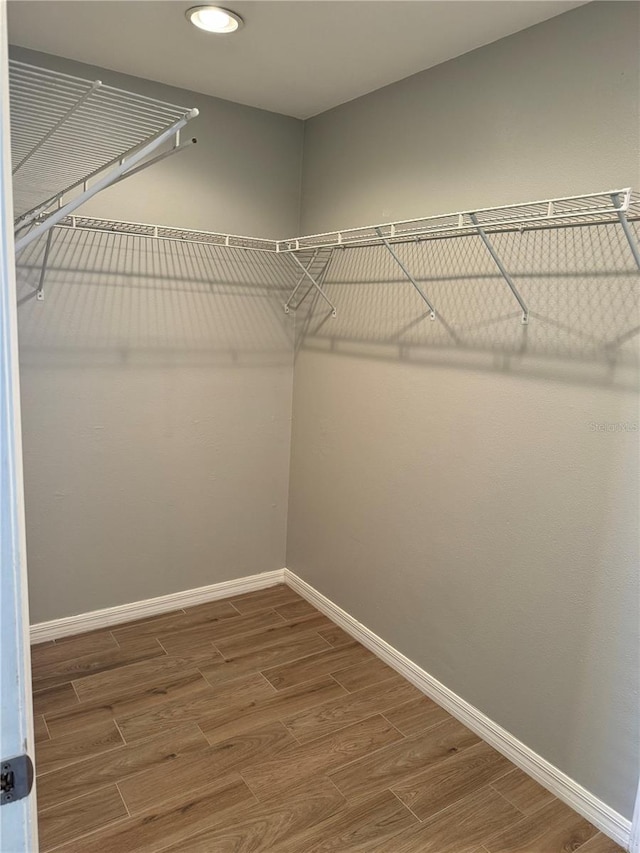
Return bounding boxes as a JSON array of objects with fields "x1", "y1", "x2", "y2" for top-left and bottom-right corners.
[
  {"x1": 276, "y1": 189, "x2": 640, "y2": 252},
  {"x1": 9, "y1": 60, "x2": 197, "y2": 229},
  {"x1": 50, "y1": 189, "x2": 640, "y2": 262},
  {"x1": 57, "y1": 216, "x2": 280, "y2": 253},
  {"x1": 28, "y1": 189, "x2": 640, "y2": 324}
]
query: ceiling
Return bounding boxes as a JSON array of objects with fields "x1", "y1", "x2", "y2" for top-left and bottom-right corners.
[{"x1": 8, "y1": 1, "x2": 587, "y2": 119}]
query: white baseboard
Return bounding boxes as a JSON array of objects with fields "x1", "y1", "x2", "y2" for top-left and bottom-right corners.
[
  {"x1": 283, "y1": 568, "x2": 632, "y2": 851},
  {"x1": 30, "y1": 569, "x2": 286, "y2": 644}
]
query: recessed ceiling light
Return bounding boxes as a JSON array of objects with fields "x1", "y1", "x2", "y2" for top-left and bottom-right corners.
[{"x1": 186, "y1": 6, "x2": 243, "y2": 33}]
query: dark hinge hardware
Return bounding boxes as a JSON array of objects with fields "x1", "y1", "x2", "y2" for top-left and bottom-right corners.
[{"x1": 1, "y1": 755, "x2": 34, "y2": 805}]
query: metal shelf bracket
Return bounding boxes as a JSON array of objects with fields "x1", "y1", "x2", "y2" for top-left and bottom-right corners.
[
  {"x1": 611, "y1": 191, "x2": 640, "y2": 271},
  {"x1": 375, "y1": 227, "x2": 436, "y2": 319},
  {"x1": 287, "y1": 251, "x2": 337, "y2": 317},
  {"x1": 284, "y1": 250, "x2": 318, "y2": 314},
  {"x1": 35, "y1": 228, "x2": 54, "y2": 302},
  {"x1": 469, "y1": 213, "x2": 529, "y2": 324}
]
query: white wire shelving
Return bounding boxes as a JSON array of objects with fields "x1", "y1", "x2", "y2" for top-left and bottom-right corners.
[
  {"x1": 55, "y1": 215, "x2": 280, "y2": 253},
  {"x1": 52, "y1": 188, "x2": 640, "y2": 255},
  {"x1": 275, "y1": 188, "x2": 640, "y2": 252},
  {"x1": 49, "y1": 188, "x2": 640, "y2": 321},
  {"x1": 10, "y1": 60, "x2": 198, "y2": 254}
]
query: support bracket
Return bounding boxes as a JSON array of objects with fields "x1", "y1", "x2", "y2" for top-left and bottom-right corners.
[
  {"x1": 284, "y1": 250, "x2": 318, "y2": 314},
  {"x1": 35, "y1": 227, "x2": 54, "y2": 301},
  {"x1": 287, "y1": 251, "x2": 337, "y2": 317},
  {"x1": 611, "y1": 192, "x2": 640, "y2": 271},
  {"x1": 469, "y1": 213, "x2": 529, "y2": 324},
  {"x1": 111, "y1": 136, "x2": 198, "y2": 189},
  {"x1": 375, "y1": 227, "x2": 436, "y2": 319}
]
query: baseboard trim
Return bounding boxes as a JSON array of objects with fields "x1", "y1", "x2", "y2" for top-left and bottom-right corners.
[
  {"x1": 283, "y1": 568, "x2": 632, "y2": 851},
  {"x1": 30, "y1": 569, "x2": 286, "y2": 644}
]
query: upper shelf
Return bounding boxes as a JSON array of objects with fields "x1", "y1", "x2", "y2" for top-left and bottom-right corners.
[
  {"x1": 10, "y1": 60, "x2": 198, "y2": 252},
  {"x1": 54, "y1": 214, "x2": 280, "y2": 253},
  {"x1": 276, "y1": 188, "x2": 640, "y2": 252},
  {"x1": 51, "y1": 188, "x2": 640, "y2": 257}
]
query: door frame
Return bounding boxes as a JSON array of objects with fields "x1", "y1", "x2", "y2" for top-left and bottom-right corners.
[{"x1": 0, "y1": 1, "x2": 38, "y2": 849}]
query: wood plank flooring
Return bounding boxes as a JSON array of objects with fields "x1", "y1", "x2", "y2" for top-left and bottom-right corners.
[{"x1": 31, "y1": 584, "x2": 624, "y2": 853}]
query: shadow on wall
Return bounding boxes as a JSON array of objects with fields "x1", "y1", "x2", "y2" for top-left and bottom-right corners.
[
  {"x1": 15, "y1": 228, "x2": 299, "y2": 367},
  {"x1": 294, "y1": 222, "x2": 640, "y2": 391}
]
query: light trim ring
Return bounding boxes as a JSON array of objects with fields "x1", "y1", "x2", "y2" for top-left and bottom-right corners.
[{"x1": 186, "y1": 6, "x2": 244, "y2": 34}]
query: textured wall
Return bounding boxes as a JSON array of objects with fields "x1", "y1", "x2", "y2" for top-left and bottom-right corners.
[
  {"x1": 12, "y1": 47, "x2": 303, "y2": 622},
  {"x1": 288, "y1": 1, "x2": 640, "y2": 820}
]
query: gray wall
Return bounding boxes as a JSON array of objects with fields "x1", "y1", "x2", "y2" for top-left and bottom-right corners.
[
  {"x1": 12, "y1": 47, "x2": 303, "y2": 622},
  {"x1": 288, "y1": 1, "x2": 640, "y2": 821}
]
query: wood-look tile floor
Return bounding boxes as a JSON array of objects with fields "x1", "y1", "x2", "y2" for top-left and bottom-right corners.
[{"x1": 32, "y1": 584, "x2": 624, "y2": 853}]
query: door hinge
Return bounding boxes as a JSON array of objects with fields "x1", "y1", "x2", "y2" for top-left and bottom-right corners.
[{"x1": 1, "y1": 754, "x2": 34, "y2": 805}]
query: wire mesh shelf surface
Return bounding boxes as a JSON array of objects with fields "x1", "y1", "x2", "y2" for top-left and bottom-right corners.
[
  {"x1": 52, "y1": 189, "x2": 640, "y2": 260},
  {"x1": 57, "y1": 216, "x2": 280, "y2": 253},
  {"x1": 10, "y1": 59, "x2": 195, "y2": 225},
  {"x1": 277, "y1": 189, "x2": 640, "y2": 252}
]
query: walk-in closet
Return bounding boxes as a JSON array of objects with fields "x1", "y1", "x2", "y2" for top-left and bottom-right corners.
[{"x1": 1, "y1": 2, "x2": 638, "y2": 851}]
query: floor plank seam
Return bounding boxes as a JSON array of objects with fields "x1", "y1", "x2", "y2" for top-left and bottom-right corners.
[
  {"x1": 396, "y1": 773, "x2": 495, "y2": 827},
  {"x1": 235, "y1": 769, "x2": 264, "y2": 804},
  {"x1": 388, "y1": 787, "x2": 424, "y2": 823},
  {"x1": 112, "y1": 717, "x2": 127, "y2": 747},
  {"x1": 379, "y1": 707, "x2": 453, "y2": 740},
  {"x1": 323, "y1": 773, "x2": 349, "y2": 804},
  {"x1": 216, "y1": 646, "x2": 354, "y2": 684},
  {"x1": 255, "y1": 669, "x2": 279, "y2": 693},
  {"x1": 163, "y1": 606, "x2": 290, "y2": 651},
  {"x1": 41, "y1": 715, "x2": 51, "y2": 740},
  {"x1": 306, "y1": 715, "x2": 411, "y2": 781},
  {"x1": 487, "y1": 784, "x2": 530, "y2": 819},
  {"x1": 284, "y1": 705, "x2": 406, "y2": 749},
  {"x1": 279, "y1": 718, "x2": 303, "y2": 746},
  {"x1": 209, "y1": 640, "x2": 226, "y2": 659},
  {"x1": 487, "y1": 780, "x2": 527, "y2": 815},
  {"x1": 327, "y1": 672, "x2": 347, "y2": 691},
  {"x1": 45, "y1": 814, "x2": 132, "y2": 853},
  {"x1": 114, "y1": 780, "x2": 131, "y2": 817},
  {"x1": 38, "y1": 777, "x2": 118, "y2": 812},
  {"x1": 315, "y1": 630, "x2": 336, "y2": 649},
  {"x1": 378, "y1": 712, "x2": 410, "y2": 741},
  {"x1": 36, "y1": 735, "x2": 126, "y2": 779}
]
